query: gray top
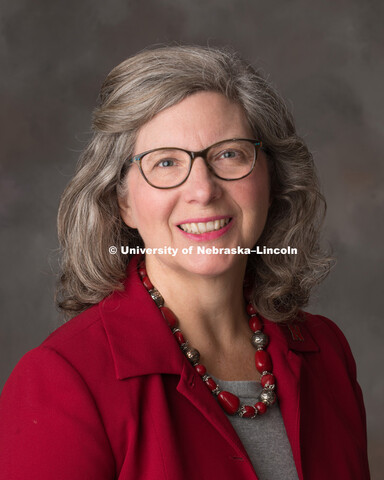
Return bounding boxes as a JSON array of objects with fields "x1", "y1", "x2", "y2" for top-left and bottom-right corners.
[{"x1": 212, "y1": 377, "x2": 299, "y2": 480}]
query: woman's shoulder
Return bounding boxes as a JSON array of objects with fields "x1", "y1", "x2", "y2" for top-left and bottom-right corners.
[
  {"x1": 1, "y1": 302, "x2": 122, "y2": 417},
  {"x1": 301, "y1": 311, "x2": 353, "y2": 349},
  {"x1": 4, "y1": 281, "x2": 164, "y2": 392},
  {"x1": 41, "y1": 303, "x2": 104, "y2": 351},
  {"x1": 4, "y1": 303, "x2": 112, "y2": 393},
  {"x1": 299, "y1": 311, "x2": 358, "y2": 377}
]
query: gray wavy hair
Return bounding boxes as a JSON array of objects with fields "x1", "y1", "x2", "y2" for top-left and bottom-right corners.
[{"x1": 57, "y1": 44, "x2": 332, "y2": 321}]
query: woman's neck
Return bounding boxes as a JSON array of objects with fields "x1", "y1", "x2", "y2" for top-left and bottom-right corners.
[{"x1": 144, "y1": 255, "x2": 250, "y2": 352}]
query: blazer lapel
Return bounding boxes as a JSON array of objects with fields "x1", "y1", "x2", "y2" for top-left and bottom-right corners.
[
  {"x1": 99, "y1": 256, "x2": 184, "y2": 380},
  {"x1": 265, "y1": 319, "x2": 319, "y2": 480},
  {"x1": 176, "y1": 361, "x2": 254, "y2": 464}
]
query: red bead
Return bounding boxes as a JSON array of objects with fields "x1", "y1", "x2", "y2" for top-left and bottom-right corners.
[
  {"x1": 160, "y1": 307, "x2": 178, "y2": 328},
  {"x1": 194, "y1": 364, "x2": 207, "y2": 376},
  {"x1": 218, "y1": 391, "x2": 240, "y2": 415},
  {"x1": 248, "y1": 315, "x2": 263, "y2": 332},
  {"x1": 261, "y1": 373, "x2": 275, "y2": 388},
  {"x1": 205, "y1": 377, "x2": 218, "y2": 391},
  {"x1": 142, "y1": 276, "x2": 153, "y2": 290},
  {"x1": 174, "y1": 330, "x2": 185, "y2": 345},
  {"x1": 255, "y1": 350, "x2": 272, "y2": 373},
  {"x1": 138, "y1": 266, "x2": 147, "y2": 278},
  {"x1": 241, "y1": 405, "x2": 256, "y2": 418},
  {"x1": 246, "y1": 303, "x2": 257, "y2": 315},
  {"x1": 255, "y1": 402, "x2": 267, "y2": 414}
]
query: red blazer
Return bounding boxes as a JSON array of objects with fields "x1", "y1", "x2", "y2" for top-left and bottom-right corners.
[{"x1": 0, "y1": 257, "x2": 370, "y2": 479}]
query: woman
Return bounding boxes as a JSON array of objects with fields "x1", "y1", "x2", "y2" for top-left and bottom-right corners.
[{"x1": 0, "y1": 46, "x2": 370, "y2": 479}]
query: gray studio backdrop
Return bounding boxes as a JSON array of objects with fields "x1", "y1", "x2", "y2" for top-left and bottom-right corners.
[{"x1": 1, "y1": 0, "x2": 383, "y2": 477}]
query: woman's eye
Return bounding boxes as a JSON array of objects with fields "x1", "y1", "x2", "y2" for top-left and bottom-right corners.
[
  {"x1": 221, "y1": 150, "x2": 237, "y2": 158},
  {"x1": 218, "y1": 149, "x2": 242, "y2": 160},
  {"x1": 157, "y1": 159, "x2": 176, "y2": 168}
]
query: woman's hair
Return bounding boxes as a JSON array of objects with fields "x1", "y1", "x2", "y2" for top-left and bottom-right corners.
[{"x1": 57, "y1": 44, "x2": 332, "y2": 321}]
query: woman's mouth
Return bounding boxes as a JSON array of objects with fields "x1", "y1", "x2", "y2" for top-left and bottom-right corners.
[{"x1": 178, "y1": 218, "x2": 232, "y2": 234}]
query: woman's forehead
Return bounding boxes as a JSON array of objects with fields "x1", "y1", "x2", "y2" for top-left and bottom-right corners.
[{"x1": 134, "y1": 91, "x2": 253, "y2": 153}]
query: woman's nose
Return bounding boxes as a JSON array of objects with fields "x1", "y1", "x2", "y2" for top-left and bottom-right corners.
[{"x1": 182, "y1": 156, "x2": 222, "y2": 205}]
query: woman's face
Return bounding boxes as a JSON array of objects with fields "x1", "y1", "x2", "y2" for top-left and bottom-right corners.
[{"x1": 119, "y1": 91, "x2": 270, "y2": 278}]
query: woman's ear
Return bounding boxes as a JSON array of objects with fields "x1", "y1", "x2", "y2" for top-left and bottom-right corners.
[{"x1": 118, "y1": 195, "x2": 138, "y2": 229}]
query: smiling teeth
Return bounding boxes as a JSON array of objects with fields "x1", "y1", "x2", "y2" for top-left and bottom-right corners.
[{"x1": 179, "y1": 218, "x2": 230, "y2": 234}]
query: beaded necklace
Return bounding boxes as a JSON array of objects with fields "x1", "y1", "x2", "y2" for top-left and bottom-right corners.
[{"x1": 138, "y1": 260, "x2": 277, "y2": 418}]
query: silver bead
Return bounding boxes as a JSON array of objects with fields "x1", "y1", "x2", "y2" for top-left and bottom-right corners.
[
  {"x1": 212, "y1": 386, "x2": 221, "y2": 396},
  {"x1": 251, "y1": 331, "x2": 269, "y2": 350},
  {"x1": 149, "y1": 288, "x2": 164, "y2": 307},
  {"x1": 185, "y1": 347, "x2": 200, "y2": 365},
  {"x1": 202, "y1": 374, "x2": 220, "y2": 395},
  {"x1": 260, "y1": 388, "x2": 276, "y2": 406}
]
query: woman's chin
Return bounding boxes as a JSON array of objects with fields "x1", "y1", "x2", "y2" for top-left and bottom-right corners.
[{"x1": 171, "y1": 251, "x2": 246, "y2": 279}]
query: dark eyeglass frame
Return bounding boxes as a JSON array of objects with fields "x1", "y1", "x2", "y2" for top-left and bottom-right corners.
[{"x1": 122, "y1": 138, "x2": 262, "y2": 189}]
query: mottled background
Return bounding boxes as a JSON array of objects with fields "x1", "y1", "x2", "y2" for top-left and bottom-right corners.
[{"x1": 0, "y1": 0, "x2": 383, "y2": 477}]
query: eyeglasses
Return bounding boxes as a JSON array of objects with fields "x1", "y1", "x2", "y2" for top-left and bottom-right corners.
[{"x1": 124, "y1": 138, "x2": 262, "y2": 189}]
